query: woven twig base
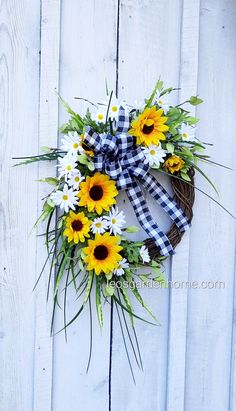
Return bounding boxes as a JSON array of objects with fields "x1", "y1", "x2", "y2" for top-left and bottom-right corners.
[{"x1": 144, "y1": 168, "x2": 195, "y2": 260}]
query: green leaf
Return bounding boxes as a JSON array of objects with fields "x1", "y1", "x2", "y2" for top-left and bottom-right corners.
[
  {"x1": 47, "y1": 197, "x2": 56, "y2": 208},
  {"x1": 96, "y1": 276, "x2": 103, "y2": 329},
  {"x1": 180, "y1": 172, "x2": 191, "y2": 182},
  {"x1": 151, "y1": 259, "x2": 160, "y2": 268},
  {"x1": 80, "y1": 248, "x2": 87, "y2": 260},
  {"x1": 83, "y1": 271, "x2": 94, "y2": 305},
  {"x1": 166, "y1": 142, "x2": 175, "y2": 154},
  {"x1": 77, "y1": 154, "x2": 88, "y2": 165},
  {"x1": 160, "y1": 87, "x2": 173, "y2": 96},
  {"x1": 189, "y1": 96, "x2": 203, "y2": 106},
  {"x1": 87, "y1": 161, "x2": 95, "y2": 171},
  {"x1": 38, "y1": 177, "x2": 59, "y2": 186},
  {"x1": 125, "y1": 225, "x2": 140, "y2": 233},
  {"x1": 33, "y1": 200, "x2": 54, "y2": 228},
  {"x1": 153, "y1": 272, "x2": 168, "y2": 288},
  {"x1": 180, "y1": 146, "x2": 194, "y2": 157},
  {"x1": 104, "y1": 284, "x2": 115, "y2": 297}
]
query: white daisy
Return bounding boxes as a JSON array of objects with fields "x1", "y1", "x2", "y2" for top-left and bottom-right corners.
[
  {"x1": 91, "y1": 217, "x2": 109, "y2": 235},
  {"x1": 57, "y1": 153, "x2": 78, "y2": 181},
  {"x1": 104, "y1": 207, "x2": 126, "y2": 236},
  {"x1": 91, "y1": 107, "x2": 107, "y2": 123},
  {"x1": 155, "y1": 91, "x2": 170, "y2": 114},
  {"x1": 108, "y1": 97, "x2": 120, "y2": 120},
  {"x1": 139, "y1": 245, "x2": 150, "y2": 263},
  {"x1": 179, "y1": 123, "x2": 195, "y2": 141},
  {"x1": 67, "y1": 171, "x2": 85, "y2": 189},
  {"x1": 50, "y1": 184, "x2": 78, "y2": 213},
  {"x1": 132, "y1": 100, "x2": 146, "y2": 111},
  {"x1": 114, "y1": 258, "x2": 129, "y2": 277},
  {"x1": 60, "y1": 132, "x2": 82, "y2": 155},
  {"x1": 142, "y1": 144, "x2": 167, "y2": 167}
]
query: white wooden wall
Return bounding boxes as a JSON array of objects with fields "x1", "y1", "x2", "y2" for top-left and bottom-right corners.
[{"x1": 1, "y1": 1, "x2": 236, "y2": 410}]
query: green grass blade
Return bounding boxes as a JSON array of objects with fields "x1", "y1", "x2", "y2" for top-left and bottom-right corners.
[
  {"x1": 158, "y1": 169, "x2": 236, "y2": 219},
  {"x1": 130, "y1": 284, "x2": 160, "y2": 324},
  {"x1": 114, "y1": 299, "x2": 136, "y2": 384},
  {"x1": 83, "y1": 271, "x2": 94, "y2": 305},
  {"x1": 113, "y1": 295, "x2": 157, "y2": 326},
  {"x1": 95, "y1": 276, "x2": 103, "y2": 329}
]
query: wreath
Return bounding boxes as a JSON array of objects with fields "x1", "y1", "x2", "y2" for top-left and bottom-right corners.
[{"x1": 15, "y1": 80, "x2": 229, "y2": 377}]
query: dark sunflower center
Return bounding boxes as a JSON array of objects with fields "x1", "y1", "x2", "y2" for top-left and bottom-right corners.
[
  {"x1": 94, "y1": 245, "x2": 109, "y2": 260},
  {"x1": 89, "y1": 185, "x2": 103, "y2": 201},
  {"x1": 142, "y1": 123, "x2": 154, "y2": 135},
  {"x1": 71, "y1": 220, "x2": 83, "y2": 231},
  {"x1": 82, "y1": 142, "x2": 90, "y2": 152}
]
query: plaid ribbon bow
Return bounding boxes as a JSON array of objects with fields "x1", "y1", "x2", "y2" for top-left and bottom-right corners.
[{"x1": 84, "y1": 107, "x2": 190, "y2": 256}]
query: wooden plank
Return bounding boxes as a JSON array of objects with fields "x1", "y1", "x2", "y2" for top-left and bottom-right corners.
[
  {"x1": 33, "y1": 1, "x2": 61, "y2": 410},
  {"x1": 0, "y1": 0, "x2": 40, "y2": 409},
  {"x1": 184, "y1": 1, "x2": 236, "y2": 410},
  {"x1": 51, "y1": 2, "x2": 118, "y2": 410},
  {"x1": 230, "y1": 254, "x2": 236, "y2": 411},
  {"x1": 111, "y1": 1, "x2": 184, "y2": 410},
  {"x1": 166, "y1": 1, "x2": 201, "y2": 410}
]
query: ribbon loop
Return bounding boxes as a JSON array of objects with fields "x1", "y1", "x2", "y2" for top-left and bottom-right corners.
[{"x1": 83, "y1": 107, "x2": 190, "y2": 256}]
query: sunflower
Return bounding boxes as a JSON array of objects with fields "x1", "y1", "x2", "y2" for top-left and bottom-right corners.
[
  {"x1": 80, "y1": 134, "x2": 94, "y2": 157},
  {"x1": 63, "y1": 211, "x2": 91, "y2": 243},
  {"x1": 78, "y1": 172, "x2": 118, "y2": 215},
  {"x1": 83, "y1": 233, "x2": 123, "y2": 275},
  {"x1": 128, "y1": 106, "x2": 169, "y2": 146},
  {"x1": 164, "y1": 155, "x2": 185, "y2": 174}
]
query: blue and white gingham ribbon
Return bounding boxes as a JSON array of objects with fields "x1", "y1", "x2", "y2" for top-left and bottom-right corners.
[{"x1": 83, "y1": 106, "x2": 190, "y2": 256}]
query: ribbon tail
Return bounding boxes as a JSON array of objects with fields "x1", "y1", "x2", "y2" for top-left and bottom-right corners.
[
  {"x1": 141, "y1": 173, "x2": 190, "y2": 232},
  {"x1": 126, "y1": 181, "x2": 174, "y2": 257}
]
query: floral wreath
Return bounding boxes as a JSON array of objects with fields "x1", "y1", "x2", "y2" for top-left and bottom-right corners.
[{"x1": 15, "y1": 80, "x2": 232, "y2": 377}]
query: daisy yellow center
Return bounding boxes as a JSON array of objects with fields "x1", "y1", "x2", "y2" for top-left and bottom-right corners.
[
  {"x1": 89, "y1": 185, "x2": 103, "y2": 201},
  {"x1": 142, "y1": 119, "x2": 155, "y2": 135},
  {"x1": 183, "y1": 132, "x2": 188, "y2": 138},
  {"x1": 73, "y1": 143, "x2": 79, "y2": 149},
  {"x1": 111, "y1": 218, "x2": 117, "y2": 224},
  {"x1": 158, "y1": 100, "x2": 163, "y2": 105},
  {"x1": 62, "y1": 195, "x2": 68, "y2": 200},
  {"x1": 150, "y1": 149, "x2": 156, "y2": 155},
  {"x1": 74, "y1": 176, "x2": 80, "y2": 182},
  {"x1": 94, "y1": 245, "x2": 109, "y2": 260},
  {"x1": 98, "y1": 114, "x2": 104, "y2": 120},
  {"x1": 111, "y1": 106, "x2": 118, "y2": 112},
  {"x1": 95, "y1": 222, "x2": 102, "y2": 228},
  {"x1": 71, "y1": 220, "x2": 83, "y2": 231},
  {"x1": 66, "y1": 165, "x2": 71, "y2": 171}
]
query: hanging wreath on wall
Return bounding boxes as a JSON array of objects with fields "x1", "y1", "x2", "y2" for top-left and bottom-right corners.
[{"x1": 14, "y1": 80, "x2": 231, "y2": 377}]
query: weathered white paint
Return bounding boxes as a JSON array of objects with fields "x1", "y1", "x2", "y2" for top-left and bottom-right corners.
[
  {"x1": 33, "y1": 1, "x2": 61, "y2": 410},
  {"x1": 166, "y1": 1, "x2": 200, "y2": 410},
  {"x1": 1, "y1": 1, "x2": 236, "y2": 410},
  {"x1": 0, "y1": 1, "x2": 40, "y2": 410}
]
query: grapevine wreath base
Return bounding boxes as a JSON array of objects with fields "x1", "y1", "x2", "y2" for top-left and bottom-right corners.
[{"x1": 145, "y1": 168, "x2": 195, "y2": 259}]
